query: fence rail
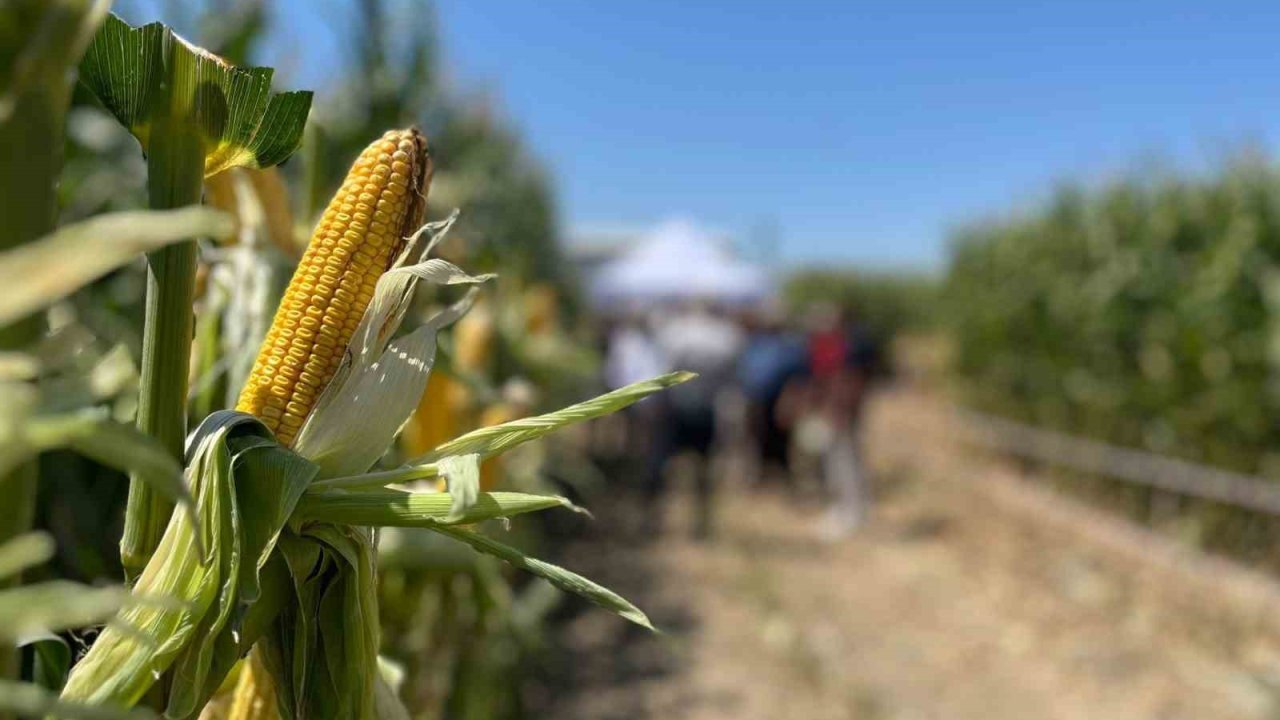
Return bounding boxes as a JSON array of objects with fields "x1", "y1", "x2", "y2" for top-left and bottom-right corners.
[{"x1": 957, "y1": 409, "x2": 1280, "y2": 516}]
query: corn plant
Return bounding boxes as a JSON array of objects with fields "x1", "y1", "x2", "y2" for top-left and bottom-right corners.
[
  {"x1": 30, "y1": 14, "x2": 691, "y2": 719},
  {"x1": 945, "y1": 158, "x2": 1280, "y2": 559},
  {"x1": 0, "y1": 3, "x2": 237, "y2": 716},
  {"x1": 71, "y1": 14, "x2": 313, "y2": 577}
]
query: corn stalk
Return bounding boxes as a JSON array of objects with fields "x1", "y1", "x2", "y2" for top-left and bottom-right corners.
[{"x1": 74, "y1": 13, "x2": 312, "y2": 577}]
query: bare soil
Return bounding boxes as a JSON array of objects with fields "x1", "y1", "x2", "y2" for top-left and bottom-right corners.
[{"x1": 537, "y1": 385, "x2": 1280, "y2": 720}]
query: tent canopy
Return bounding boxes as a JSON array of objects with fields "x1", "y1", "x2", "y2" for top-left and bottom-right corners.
[{"x1": 589, "y1": 219, "x2": 770, "y2": 308}]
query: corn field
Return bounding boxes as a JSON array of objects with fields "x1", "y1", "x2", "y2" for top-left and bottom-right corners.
[
  {"x1": 945, "y1": 157, "x2": 1280, "y2": 561},
  {"x1": 0, "y1": 2, "x2": 680, "y2": 718}
]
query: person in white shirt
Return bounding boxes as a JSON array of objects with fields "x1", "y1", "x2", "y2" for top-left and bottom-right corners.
[{"x1": 649, "y1": 303, "x2": 745, "y2": 539}]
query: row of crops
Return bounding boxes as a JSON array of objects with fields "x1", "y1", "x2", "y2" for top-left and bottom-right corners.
[
  {"x1": 945, "y1": 156, "x2": 1280, "y2": 557},
  {"x1": 1, "y1": 2, "x2": 661, "y2": 719}
]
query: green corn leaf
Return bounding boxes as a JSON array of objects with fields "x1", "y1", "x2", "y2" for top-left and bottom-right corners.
[
  {"x1": 431, "y1": 526, "x2": 654, "y2": 631},
  {"x1": 308, "y1": 462, "x2": 441, "y2": 491},
  {"x1": 413, "y1": 372, "x2": 695, "y2": 464},
  {"x1": 78, "y1": 14, "x2": 312, "y2": 177},
  {"x1": 0, "y1": 532, "x2": 53, "y2": 580},
  {"x1": 0, "y1": 207, "x2": 231, "y2": 327},
  {"x1": 292, "y1": 490, "x2": 570, "y2": 528},
  {"x1": 0, "y1": 581, "x2": 125, "y2": 643},
  {"x1": 312, "y1": 372, "x2": 695, "y2": 492},
  {"x1": 0, "y1": 679, "x2": 154, "y2": 720},
  {"x1": 164, "y1": 438, "x2": 316, "y2": 720},
  {"x1": 19, "y1": 632, "x2": 71, "y2": 691},
  {"x1": 22, "y1": 410, "x2": 193, "y2": 529}
]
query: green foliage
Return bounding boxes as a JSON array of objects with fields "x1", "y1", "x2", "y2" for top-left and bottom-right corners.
[
  {"x1": 79, "y1": 13, "x2": 313, "y2": 178},
  {"x1": 783, "y1": 268, "x2": 938, "y2": 340},
  {"x1": 945, "y1": 158, "x2": 1280, "y2": 476}
]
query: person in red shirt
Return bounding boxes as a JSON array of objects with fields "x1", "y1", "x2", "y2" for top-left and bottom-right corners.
[{"x1": 806, "y1": 304, "x2": 877, "y2": 538}]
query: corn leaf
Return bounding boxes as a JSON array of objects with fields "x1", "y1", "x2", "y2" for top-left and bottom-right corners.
[
  {"x1": 77, "y1": 14, "x2": 312, "y2": 177},
  {"x1": 19, "y1": 632, "x2": 71, "y2": 691},
  {"x1": 415, "y1": 372, "x2": 695, "y2": 463},
  {"x1": 312, "y1": 373, "x2": 695, "y2": 492},
  {"x1": 0, "y1": 581, "x2": 125, "y2": 643},
  {"x1": 0, "y1": 207, "x2": 231, "y2": 327},
  {"x1": 292, "y1": 489, "x2": 570, "y2": 527},
  {"x1": 430, "y1": 526, "x2": 654, "y2": 631},
  {"x1": 0, "y1": 0, "x2": 109, "y2": 122},
  {"x1": 23, "y1": 410, "x2": 193, "y2": 524},
  {"x1": 0, "y1": 532, "x2": 54, "y2": 580},
  {"x1": 0, "y1": 679, "x2": 153, "y2": 720}
]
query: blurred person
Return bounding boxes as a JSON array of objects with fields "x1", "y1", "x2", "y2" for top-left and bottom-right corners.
[
  {"x1": 603, "y1": 312, "x2": 668, "y2": 484},
  {"x1": 650, "y1": 302, "x2": 745, "y2": 540},
  {"x1": 804, "y1": 303, "x2": 879, "y2": 539},
  {"x1": 736, "y1": 303, "x2": 809, "y2": 484},
  {"x1": 604, "y1": 313, "x2": 668, "y2": 393}
]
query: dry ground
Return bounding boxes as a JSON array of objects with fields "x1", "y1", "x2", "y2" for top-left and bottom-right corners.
[{"x1": 539, "y1": 385, "x2": 1280, "y2": 720}]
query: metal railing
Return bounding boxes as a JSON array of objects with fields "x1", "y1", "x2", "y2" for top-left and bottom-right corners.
[{"x1": 958, "y1": 409, "x2": 1280, "y2": 516}]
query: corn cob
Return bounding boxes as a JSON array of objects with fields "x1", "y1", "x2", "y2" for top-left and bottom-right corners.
[
  {"x1": 523, "y1": 283, "x2": 559, "y2": 336},
  {"x1": 226, "y1": 650, "x2": 278, "y2": 720},
  {"x1": 401, "y1": 371, "x2": 460, "y2": 458},
  {"x1": 452, "y1": 297, "x2": 494, "y2": 372},
  {"x1": 236, "y1": 129, "x2": 431, "y2": 446},
  {"x1": 477, "y1": 401, "x2": 520, "y2": 491}
]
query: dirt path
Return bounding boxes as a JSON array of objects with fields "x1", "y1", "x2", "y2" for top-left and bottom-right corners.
[{"x1": 539, "y1": 386, "x2": 1280, "y2": 720}]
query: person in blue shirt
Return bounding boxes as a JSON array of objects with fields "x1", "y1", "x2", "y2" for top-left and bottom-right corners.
[{"x1": 737, "y1": 305, "x2": 809, "y2": 484}]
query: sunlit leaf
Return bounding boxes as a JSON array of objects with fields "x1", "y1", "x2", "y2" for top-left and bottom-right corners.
[
  {"x1": 0, "y1": 207, "x2": 231, "y2": 326},
  {"x1": 0, "y1": 679, "x2": 154, "y2": 720},
  {"x1": 415, "y1": 372, "x2": 695, "y2": 463},
  {"x1": 294, "y1": 232, "x2": 492, "y2": 478},
  {"x1": 292, "y1": 489, "x2": 570, "y2": 527},
  {"x1": 0, "y1": 581, "x2": 125, "y2": 642},
  {"x1": 431, "y1": 525, "x2": 654, "y2": 631},
  {"x1": 78, "y1": 14, "x2": 313, "y2": 177},
  {"x1": 60, "y1": 412, "x2": 312, "y2": 713},
  {"x1": 0, "y1": 531, "x2": 54, "y2": 580},
  {"x1": 24, "y1": 409, "x2": 193, "y2": 521}
]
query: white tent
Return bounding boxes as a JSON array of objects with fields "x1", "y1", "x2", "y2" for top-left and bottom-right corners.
[{"x1": 589, "y1": 219, "x2": 770, "y2": 308}]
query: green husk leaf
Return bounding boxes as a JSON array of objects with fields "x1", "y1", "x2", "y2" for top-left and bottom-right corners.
[
  {"x1": 60, "y1": 412, "x2": 312, "y2": 713},
  {"x1": 431, "y1": 526, "x2": 654, "y2": 631},
  {"x1": 263, "y1": 527, "x2": 379, "y2": 720},
  {"x1": 78, "y1": 14, "x2": 313, "y2": 177},
  {"x1": 309, "y1": 462, "x2": 440, "y2": 492},
  {"x1": 163, "y1": 438, "x2": 316, "y2": 720},
  {"x1": 292, "y1": 490, "x2": 570, "y2": 528},
  {"x1": 414, "y1": 372, "x2": 695, "y2": 463},
  {"x1": 312, "y1": 373, "x2": 695, "y2": 492},
  {"x1": 0, "y1": 208, "x2": 231, "y2": 327}
]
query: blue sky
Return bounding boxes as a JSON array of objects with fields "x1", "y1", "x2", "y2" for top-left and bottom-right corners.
[{"x1": 141, "y1": 1, "x2": 1280, "y2": 269}]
